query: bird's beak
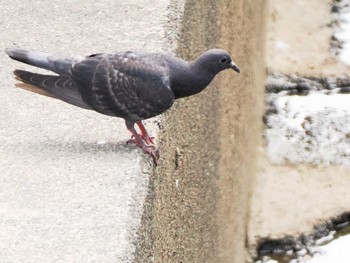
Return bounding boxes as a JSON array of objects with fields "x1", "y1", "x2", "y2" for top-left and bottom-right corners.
[{"x1": 230, "y1": 61, "x2": 240, "y2": 73}]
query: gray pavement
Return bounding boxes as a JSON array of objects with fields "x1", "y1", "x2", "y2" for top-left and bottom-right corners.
[{"x1": 0, "y1": 0, "x2": 182, "y2": 261}]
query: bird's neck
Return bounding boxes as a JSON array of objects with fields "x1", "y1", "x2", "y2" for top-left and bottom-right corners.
[{"x1": 169, "y1": 59, "x2": 215, "y2": 99}]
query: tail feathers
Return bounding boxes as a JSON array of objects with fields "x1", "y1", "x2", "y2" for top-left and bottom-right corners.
[
  {"x1": 14, "y1": 70, "x2": 91, "y2": 110},
  {"x1": 6, "y1": 48, "x2": 78, "y2": 77}
]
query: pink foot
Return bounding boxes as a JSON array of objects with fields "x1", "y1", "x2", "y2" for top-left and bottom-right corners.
[
  {"x1": 140, "y1": 143, "x2": 160, "y2": 165},
  {"x1": 127, "y1": 138, "x2": 159, "y2": 165},
  {"x1": 126, "y1": 125, "x2": 159, "y2": 166},
  {"x1": 126, "y1": 135, "x2": 155, "y2": 145}
]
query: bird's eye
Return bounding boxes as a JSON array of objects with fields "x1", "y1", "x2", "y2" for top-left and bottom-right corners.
[{"x1": 220, "y1": 57, "x2": 228, "y2": 63}]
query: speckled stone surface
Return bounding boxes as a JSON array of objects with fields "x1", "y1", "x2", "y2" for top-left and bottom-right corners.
[{"x1": 0, "y1": 0, "x2": 184, "y2": 261}]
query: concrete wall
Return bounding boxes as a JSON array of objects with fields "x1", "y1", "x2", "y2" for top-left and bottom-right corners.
[
  {"x1": 135, "y1": 1, "x2": 267, "y2": 262},
  {"x1": 0, "y1": 0, "x2": 266, "y2": 262}
]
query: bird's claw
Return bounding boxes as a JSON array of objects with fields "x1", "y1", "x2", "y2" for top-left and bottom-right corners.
[
  {"x1": 142, "y1": 144, "x2": 160, "y2": 166},
  {"x1": 126, "y1": 136, "x2": 159, "y2": 166}
]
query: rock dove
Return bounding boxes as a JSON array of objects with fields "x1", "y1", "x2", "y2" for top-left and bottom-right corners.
[{"x1": 5, "y1": 48, "x2": 240, "y2": 165}]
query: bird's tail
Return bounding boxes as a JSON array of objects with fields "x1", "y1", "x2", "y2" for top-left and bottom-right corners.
[
  {"x1": 5, "y1": 48, "x2": 79, "y2": 77},
  {"x1": 14, "y1": 70, "x2": 91, "y2": 109}
]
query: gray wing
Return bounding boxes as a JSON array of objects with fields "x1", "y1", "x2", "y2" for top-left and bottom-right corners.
[{"x1": 70, "y1": 52, "x2": 175, "y2": 120}]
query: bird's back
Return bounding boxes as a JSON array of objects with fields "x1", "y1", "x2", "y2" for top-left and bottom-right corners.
[{"x1": 70, "y1": 51, "x2": 175, "y2": 121}]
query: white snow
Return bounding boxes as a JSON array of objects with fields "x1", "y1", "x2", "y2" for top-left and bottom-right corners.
[
  {"x1": 274, "y1": 92, "x2": 350, "y2": 130},
  {"x1": 335, "y1": 8, "x2": 350, "y2": 65},
  {"x1": 254, "y1": 234, "x2": 350, "y2": 263},
  {"x1": 277, "y1": 93, "x2": 350, "y2": 115},
  {"x1": 255, "y1": 258, "x2": 278, "y2": 263},
  {"x1": 266, "y1": 92, "x2": 350, "y2": 165},
  {"x1": 306, "y1": 234, "x2": 350, "y2": 263}
]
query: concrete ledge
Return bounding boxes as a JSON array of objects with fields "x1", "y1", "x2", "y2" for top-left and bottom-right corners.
[
  {"x1": 0, "y1": 1, "x2": 183, "y2": 262},
  {"x1": 1, "y1": 1, "x2": 267, "y2": 262}
]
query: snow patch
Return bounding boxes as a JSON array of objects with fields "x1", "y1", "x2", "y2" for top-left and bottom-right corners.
[
  {"x1": 265, "y1": 92, "x2": 350, "y2": 165},
  {"x1": 334, "y1": 3, "x2": 350, "y2": 65},
  {"x1": 306, "y1": 234, "x2": 350, "y2": 263}
]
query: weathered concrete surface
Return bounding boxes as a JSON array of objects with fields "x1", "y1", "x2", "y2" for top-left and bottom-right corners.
[
  {"x1": 0, "y1": 0, "x2": 183, "y2": 261},
  {"x1": 266, "y1": 0, "x2": 349, "y2": 76},
  {"x1": 135, "y1": 1, "x2": 267, "y2": 262},
  {"x1": 1, "y1": 1, "x2": 267, "y2": 262}
]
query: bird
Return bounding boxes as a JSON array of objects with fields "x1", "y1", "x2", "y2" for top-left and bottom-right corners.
[{"x1": 5, "y1": 48, "x2": 240, "y2": 165}]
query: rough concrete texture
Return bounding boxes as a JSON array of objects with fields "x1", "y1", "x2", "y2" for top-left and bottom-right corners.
[
  {"x1": 252, "y1": 154, "x2": 350, "y2": 239},
  {"x1": 0, "y1": 0, "x2": 183, "y2": 261},
  {"x1": 135, "y1": 1, "x2": 267, "y2": 262},
  {"x1": 266, "y1": 0, "x2": 349, "y2": 76},
  {"x1": 1, "y1": 1, "x2": 268, "y2": 262}
]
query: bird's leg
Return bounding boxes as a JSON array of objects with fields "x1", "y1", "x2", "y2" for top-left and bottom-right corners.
[
  {"x1": 125, "y1": 121, "x2": 159, "y2": 165},
  {"x1": 127, "y1": 121, "x2": 155, "y2": 145},
  {"x1": 136, "y1": 120, "x2": 155, "y2": 145}
]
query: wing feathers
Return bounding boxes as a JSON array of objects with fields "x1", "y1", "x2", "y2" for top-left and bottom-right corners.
[
  {"x1": 15, "y1": 82, "x2": 54, "y2": 98},
  {"x1": 14, "y1": 70, "x2": 91, "y2": 109}
]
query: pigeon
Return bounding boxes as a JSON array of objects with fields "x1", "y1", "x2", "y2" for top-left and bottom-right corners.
[{"x1": 5, "y1": 48, "x2": 240, "y2": 165}]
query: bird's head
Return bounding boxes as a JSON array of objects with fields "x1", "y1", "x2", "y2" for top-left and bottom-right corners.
[{"x1": 195, "y1": 49, "x2": 240, "y2": 74}]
